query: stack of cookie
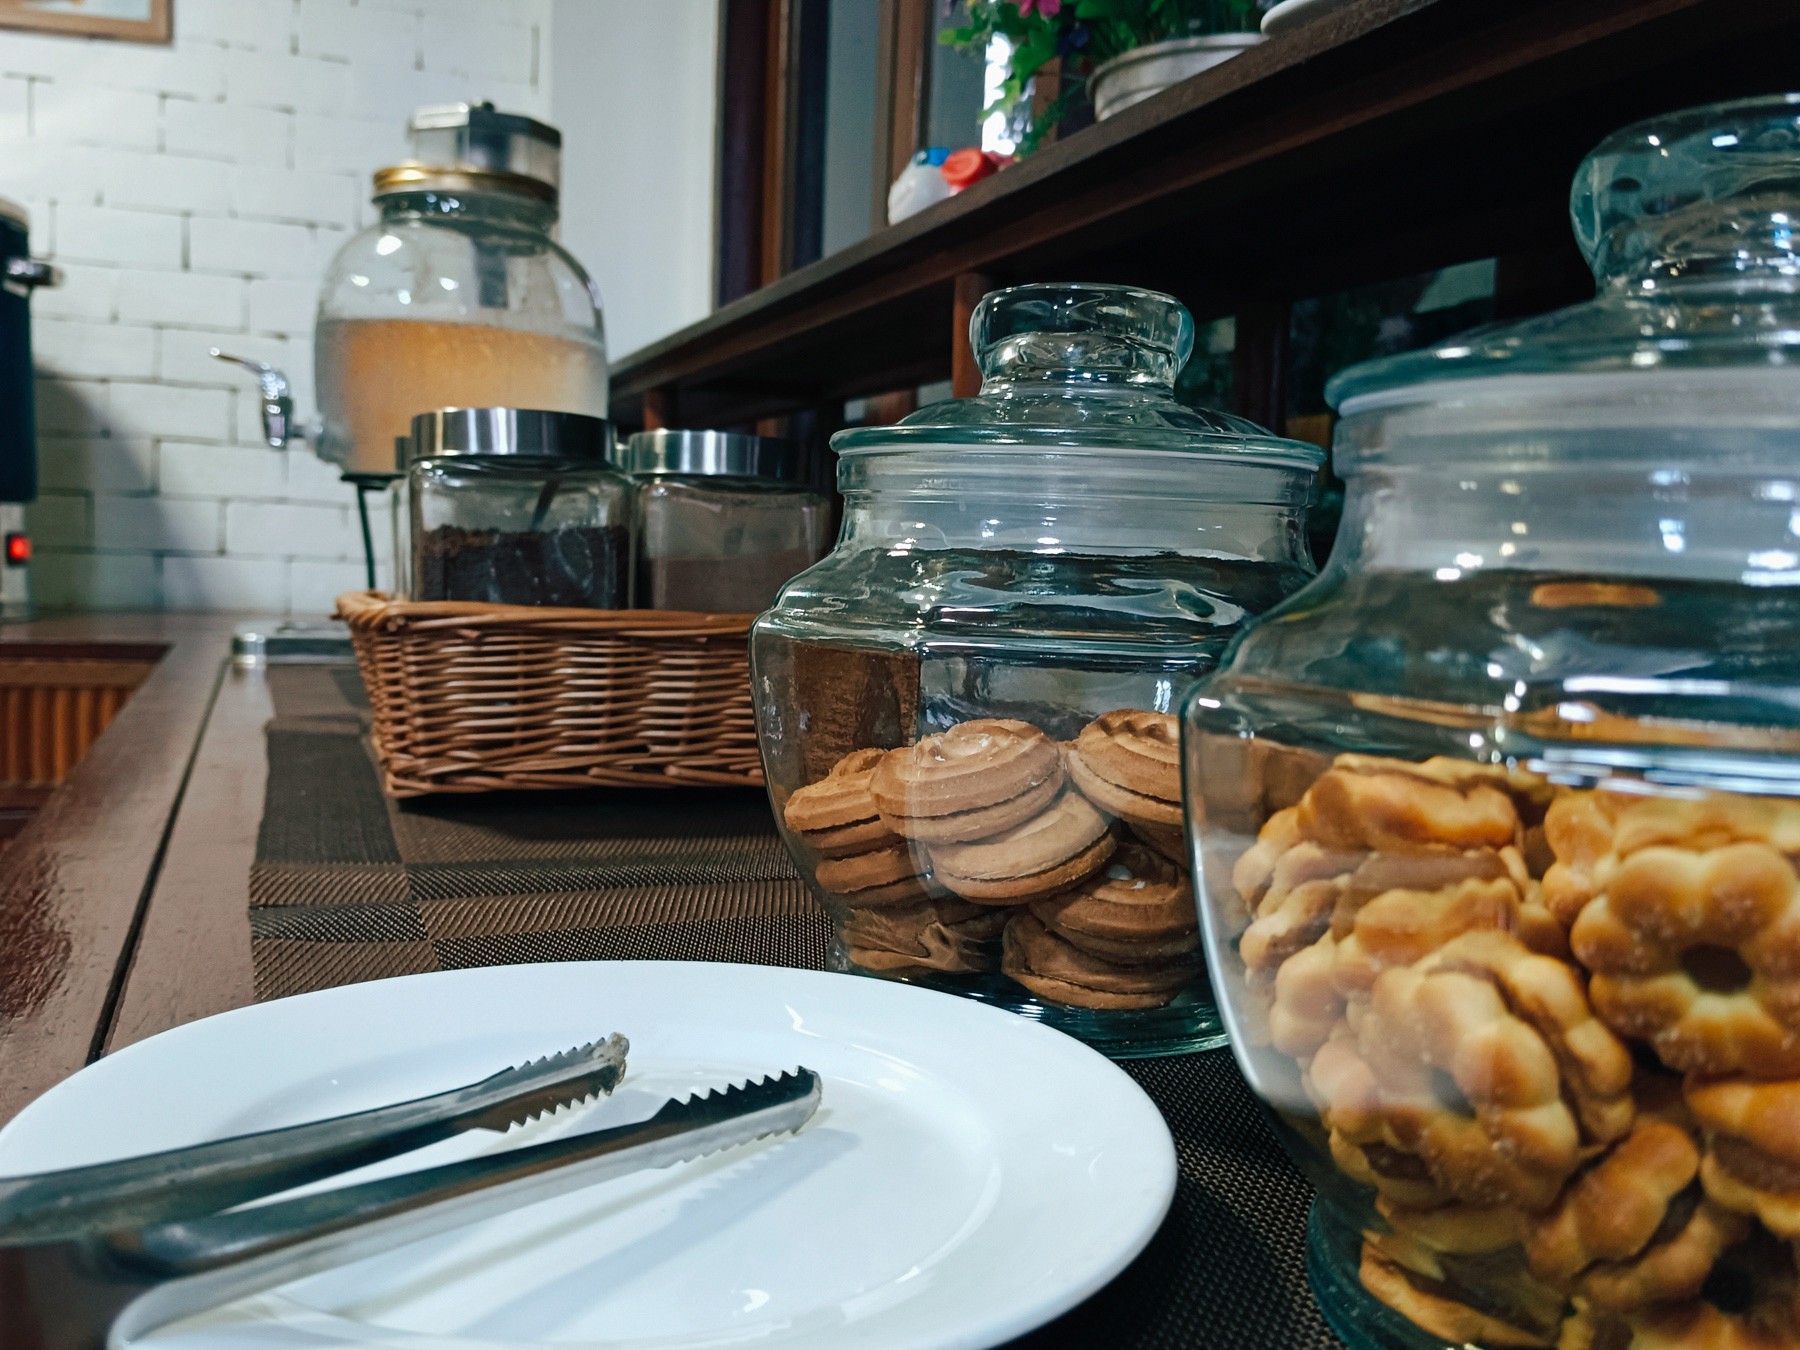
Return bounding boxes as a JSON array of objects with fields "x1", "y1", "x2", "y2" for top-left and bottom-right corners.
[
  {"x1": 782, "y1": 710, "x2": 1202, "y2": 1011},
  {"x1": 870, "y1": 718, "x2": 1126, "y2": 983},
  {"x1": 784, "y1": 747, "x2": 976, "y2": 975},
  {"x1": 1006, "y1": 842, "x2": 1198, "y2": 1009},
  {"x1": 1225, "y1": 751, "x2": 1800, "y2": 1348},
  {"x1": 839, "y1": 900, "x2": 1010, "y2": 976},
  {"x1": 1065, "y1": 710, "x2": 1188, "y2": 865}
]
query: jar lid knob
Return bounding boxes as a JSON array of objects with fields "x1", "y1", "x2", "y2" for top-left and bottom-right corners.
[
  {"x1": 1573, "y1": 93, "x2": 1800, "y2": 287},
  {"x1": 971, "y1": 283, "x2": 1196, "y2": 389}
]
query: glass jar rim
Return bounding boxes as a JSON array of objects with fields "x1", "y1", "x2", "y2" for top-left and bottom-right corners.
[
  {"x1": 832, "y1": 423, "x2": 1323, "y2": 468},
  {"x1": 1331, "y1": 367, "x2": 1800, "y2": 472}
]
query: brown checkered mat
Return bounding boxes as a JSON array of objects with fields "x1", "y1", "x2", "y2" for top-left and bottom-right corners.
[{"x1": 250, "y1": 665, "x2": 1340, "y2": 1349}]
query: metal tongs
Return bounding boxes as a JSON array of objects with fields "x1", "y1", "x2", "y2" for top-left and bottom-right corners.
[{"x1": 0, "y1": 1034, "x2": 821, "y2": 1350}]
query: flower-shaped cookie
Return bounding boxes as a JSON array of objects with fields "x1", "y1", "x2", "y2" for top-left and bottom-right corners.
[
  {"x1": 1359, "y1": 1225, "x2": 1565, "y2": 1349},
  {"x1": 1297, "y1": 756, "x2": 1521, "y2": 854},
  {"x1": 1527, "y1": 1116, "x2": 1746, "y2": 1311},
  {"x1": 1587, "y1": 1229, "x2": 1800, "y2": 1348},
  {"x1": 1571, "y1": 841, "x2": 1800, "y2": 1076},
  {"x1": 1687, "y1": 1075, "x2": 1800, "y2": 1240},
  {"x1": 1338, "y1": 931, "x2": 1634, "y2": 1210}
]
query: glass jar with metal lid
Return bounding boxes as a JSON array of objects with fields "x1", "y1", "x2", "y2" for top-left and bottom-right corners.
[
  {"x1": 317, "y1": 102, "x2": 608, "y2": 476},
  {"x1": 408, "y1": 407, "x2": 629, "y2": 608},
  {"x1": 618, "y1": 430, "x2": 832, "y2": 614},
  {"x1": 1184, "y1": 95, "x2": 1800, "y2": 1349},
  {"x1": 751, "y1": 282, "x2": 1323, "y2": 1057}
]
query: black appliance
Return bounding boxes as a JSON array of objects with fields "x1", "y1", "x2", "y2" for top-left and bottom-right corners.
[{"x1": 0, "y1": 197, "x2": 56, "y2": 614}]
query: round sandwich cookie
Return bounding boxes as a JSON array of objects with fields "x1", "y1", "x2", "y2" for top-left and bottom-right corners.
[
  {"x1": 842, "y1": 897, "x2": 1010, "y2": 975},
  {"x1": 814, "y1": 842, "x2": 939, "y2": 908},
  {"x1": 1066, "y1": 710, "x2": 1183, "y2": 829},
  {"x1": 870, "y1": 719, "x2": 1065, "y2": 843},
  {"x1": 1031, "y1": 842, "x2": 1199, "y2": 964},
  {"x1": 928, "y1": 790, "x2": 1116, "y2": 904},
  {"x1": 1002, "y1": 910, "x2": 1192, "y2": 1010},
  {"x1": 782, "y1": 748, "x2": 903, "y2": 857}
]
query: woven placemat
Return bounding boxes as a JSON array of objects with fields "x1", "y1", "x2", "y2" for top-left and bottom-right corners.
[{"x1": 250, "y1": 664, "x2": 1340, "y2": 1349}]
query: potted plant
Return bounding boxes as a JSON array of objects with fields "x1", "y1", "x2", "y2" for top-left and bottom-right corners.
[{"x1": 942, "y1": 0, "x2": 1268, "y2": 151}]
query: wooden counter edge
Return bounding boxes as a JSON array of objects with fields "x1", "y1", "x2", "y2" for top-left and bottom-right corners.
[
  {"x1": 0, "y1": 614, "x2": 268, "y2": 1126},
  {"x1": 104, "y1": 660, "x2": 267, "y2": 1054}
]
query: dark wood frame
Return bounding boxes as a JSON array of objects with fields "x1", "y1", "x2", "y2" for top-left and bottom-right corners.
[
  {"x1": 0, "y1": 0, "x2": 171, "y2": 43},
  {"x1": 716, "y1": 0, "x2": 934, "y2": 343},
  {"x1": 714, "y1": 0, "x2": 773, "y2": 309},
  {"x1": 871, "y1": 0, "x2": 933, "y2": 234},
  {"x1": 715, "y1": 0, "x2": 943, "y2": 440},
  {"x1": 715, "y1": 0, "x2": 841, "y2": 303}
]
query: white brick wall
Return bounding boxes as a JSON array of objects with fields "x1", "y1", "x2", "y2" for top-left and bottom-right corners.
[{"x1": 4, "y1": 0, "x2": 554, "y2": 614}]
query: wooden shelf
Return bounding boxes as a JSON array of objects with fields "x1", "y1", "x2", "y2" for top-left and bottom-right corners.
[{"x1": 611, "y1": 0, "x2": 1799, "y2": 429}]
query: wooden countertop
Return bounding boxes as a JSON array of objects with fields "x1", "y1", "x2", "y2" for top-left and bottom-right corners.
[{"x1": 0, "y1": 612, "x2": 275, "y2": 1125}]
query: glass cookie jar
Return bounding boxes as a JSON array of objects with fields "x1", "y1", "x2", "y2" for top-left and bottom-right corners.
[
  {"x1": 1183, "y1": 96, "x2": 1800, "y2": 1348},
  {"x1": 752, "y1": 282, "x2": 1323, "y2": 1056}
]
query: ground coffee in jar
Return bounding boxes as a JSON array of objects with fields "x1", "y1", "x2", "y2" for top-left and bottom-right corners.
[
  {"x1": 408, "y1": 408, "x2": 630, "y2": 608},
  {"x1": 618, "y1": 430, "x2": 831, "y2": 614},
  {"x1": 415, "y1": 522, "x2": 628, "y2": 607}
]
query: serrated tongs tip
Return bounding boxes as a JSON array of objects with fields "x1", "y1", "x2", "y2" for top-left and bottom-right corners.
[{"x1": 471, "y1": 1031, "x2": 630, "y2": 1133}]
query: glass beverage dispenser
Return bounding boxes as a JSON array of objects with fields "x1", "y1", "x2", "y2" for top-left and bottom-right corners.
[{"x1": 315, "y1": 101, "x2": 608, "y2": 475}]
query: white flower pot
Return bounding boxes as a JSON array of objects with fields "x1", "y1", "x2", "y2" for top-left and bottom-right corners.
[{"x1": 1086, "y1": 33, "x2": 1265, "y2": 122}]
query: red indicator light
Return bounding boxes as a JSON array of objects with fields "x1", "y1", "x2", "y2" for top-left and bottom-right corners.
[{"x1": 5, "y1": 533, "x2": 29, "y2": 565}]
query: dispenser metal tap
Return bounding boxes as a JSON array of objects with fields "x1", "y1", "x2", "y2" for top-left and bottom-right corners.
[{"x1": 209, "y1": 348, "x2": 295, "y2": 448}]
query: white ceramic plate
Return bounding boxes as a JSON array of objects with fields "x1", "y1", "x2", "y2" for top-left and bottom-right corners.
[
  {"x1": 0, "y1": 962, "x2": 1176, "y2": 1349},
  {"x1": 1261, "y1": 0, "x2": 1359, "y2": 38}
]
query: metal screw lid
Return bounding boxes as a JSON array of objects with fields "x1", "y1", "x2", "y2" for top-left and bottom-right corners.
[
  {"x1": 374, "y1": 101, "x2": 562, "y2": 205},
  {"x1": 618, "y1": 430, "x2": 805, "y2": 482},
  {"x1": 409, "y1": 408, "x2": 614, "y2": 462}
]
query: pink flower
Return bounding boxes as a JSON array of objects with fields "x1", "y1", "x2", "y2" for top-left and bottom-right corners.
[{"x1": 1018, "y1": 0, "x2": 1061, "y2": 16}]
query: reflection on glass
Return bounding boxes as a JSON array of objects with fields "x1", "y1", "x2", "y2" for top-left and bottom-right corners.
[
  {"x1": 1287, "y1": 260, "x2": 1498, "y2": 433},
  {"x1": 1174, "y1": 316, "x2": 1236, "y2": 412},
  {"x1": 822, "y1": 0, "x2": 881, "y2": 258},
  {"x1": 1287, "y1": 261, "x2": 1500, "y2": 563},
  {"x1": 982, "y1": 35, "x2": 1023, "y2": 156},
  {"x1": 929, "y1": 0, "x2": 990, "y2": 150}
]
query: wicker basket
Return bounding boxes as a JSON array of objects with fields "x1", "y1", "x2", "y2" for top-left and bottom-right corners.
[{"x1": 336, "y1": 591, "x2": 764, "y2": 796}]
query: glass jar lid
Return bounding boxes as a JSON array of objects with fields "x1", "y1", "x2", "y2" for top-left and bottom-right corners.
[
  {"x1": 1329, "y1": 94, "x2": 1800, "y2": 414},
  {"x1": 831, "y1": 282, "x2": 1322, "y2": 468},
  {"x1": 618, "y1": 430, "x2": 805, "y2": 482},
  {"x1": 408, "y1": 408, "x2": 612, "y2": 462}
]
